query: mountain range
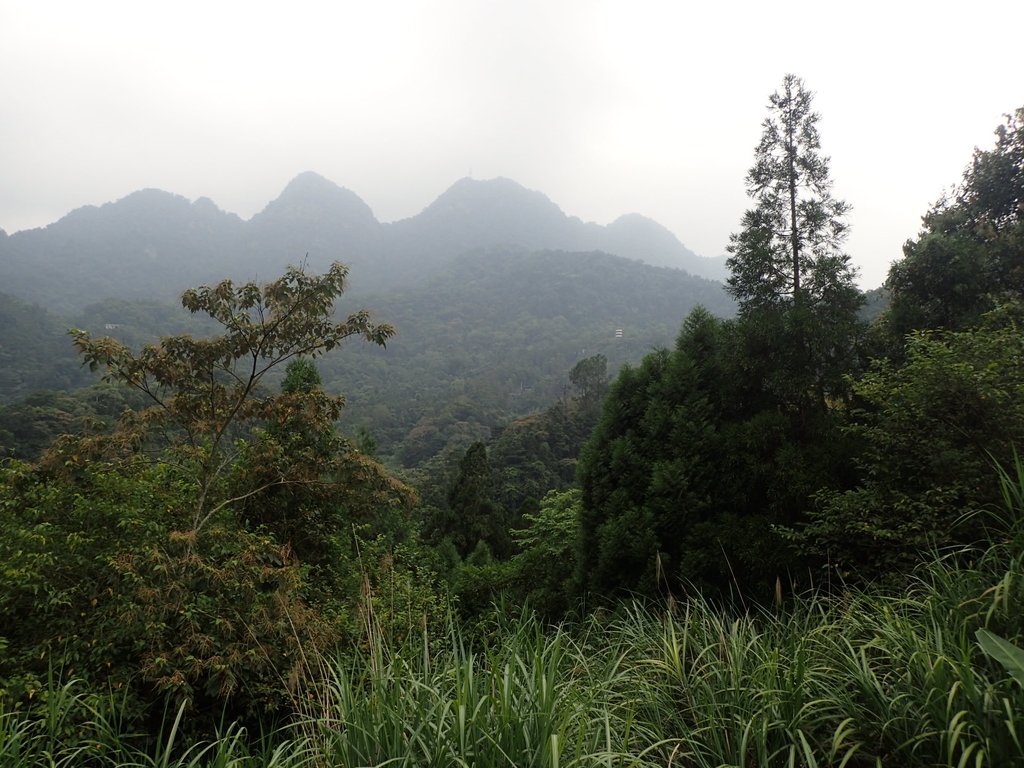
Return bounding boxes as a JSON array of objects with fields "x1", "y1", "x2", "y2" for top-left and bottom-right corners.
[
  {"x1": 0, "y1": 173, "x2": 737, "y2": 464},
  {"x1": 0, "y1": 173, "x2": 727, "y2": 310}
]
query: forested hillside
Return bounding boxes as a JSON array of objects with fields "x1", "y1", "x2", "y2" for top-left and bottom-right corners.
[
  {"x1": 0, "y1": 173, "x2": 730, "y2": 466},
  {"x1": 328, "y1": 248, "x2": 732, "y2": 464},
  {"x1": 0, "y1": 293, "x2": 91, "y2": 401},
  {"x1": 0, "y1": 245, "x2": 730, "y2": 465}
]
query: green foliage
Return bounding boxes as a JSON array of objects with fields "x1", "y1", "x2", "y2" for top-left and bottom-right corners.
[
  {"x1": 0, "y1": 385, "x2": 144, "y2": 461},
  {"x1": 304, "y1": 613, "x2": 658, "y2": 768},
  {"x1": 0, "y1": 460, "x2": 333, "y2": 726},
  {"x1": 231, "y1": 358, "x2": 417, "y2": 592},
  {"x1": 66, "y1": 261, "x2": 395, "y2": 535},
  {"x1": 568, "y1": 353, "x2": 608, "y2": 419},
  {"x1": 620, "y1": 538, "x2": 1024, "y2": 766},
  {"x1": 0, "y1": 293, "x2": 91, "y2": 404},
  {"x1": 0, "y1": 461, "x2": 140, "y2": 704},
  {"x1": 509, "y1": 488, "x2": 582, "y2": 617},
  {"x1": 280, "y1": 357, "x2": 322, "y2": 394},
  {"x1": 5, "y1": 497, "x2": 1024, "y2": 766},
  {"x1": 802, "y1": 106, "x2": 1024, "y2": 582},
  {"x1": 490, "y1": 410, "x2": 575, "y2": 515},
  {"x1": 888, "y1": 107, "x2": 1024, "y2": 337},
  {"x1": 887, "y1": 231, "x2": 991, "y2": 336},
  {"x1": 0, "y1": 264, "x2": 444, "y2": 736},
  {"x1": 575, "y1": 77, "x2": 865, "y2": 599},
  {"x1": 487, "y1": 355, "x2": 609, "y2": 519},
  {"x1": 7, "y1": 100, "x2": 1024, "y2": 765},
  {"x1": 577, "y1": 306, "x2": 856, "y2": 599},
  {"x1": 418, "y1": 381, "x2": 602, "y2": 620},
  {"x1": 801, "y1": 308, "x2": 1024, "y2": 578},
  {"x1": 350, "y1": 534, "x2": 451, "y2": 651},
  {"x1": 72, "y1": 296, "x2": 220, "y2": 351},
  {"x1": 427, "y1": 442, "x2": 510, "y2": 559},
  {"x1": 726, "y1": 74, "x2": 857, "y2": 309},
  {"x1": 573, "y1": 77, "x2": 865, "y2": 600},
  {"x1": 0, "y1": 245, "x2": 732, "y2": 471},
  {"x1": 578, "y1": 346, "x2": 674, "y2": 597},
  {"x1": 335, "y1": 248, "x2": 733, "y2": 467},
  {"x1": 579, "y1": 309, "x2": 727, "y2": 596},
  {"x1": 976, "y1": 630, "x2": 1024, "y2": 689},
  {"x1": 727, "y1": 74, "x2": 863, "y2": 411}
]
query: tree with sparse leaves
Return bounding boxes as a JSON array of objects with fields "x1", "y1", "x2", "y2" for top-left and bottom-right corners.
[
  {"x1": 65, "y1": 261, "x2": 397, "y2": 536},
  {"x1": 727, "y1": 74, "x2": 862, "y2": 408},
  {"x1": 3, "y1": 263, "x2": 424, "y2": 727},
  {"x1": 727, "y1": 74, "x2": 856, "y2": 310}
]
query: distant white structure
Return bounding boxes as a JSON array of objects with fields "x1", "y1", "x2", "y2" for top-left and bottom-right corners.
[{"x1": 614, "y1": 328, "x2": 623, "y2": 339}]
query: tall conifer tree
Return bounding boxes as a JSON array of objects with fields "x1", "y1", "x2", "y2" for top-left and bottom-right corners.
[{"x1": 727, "y1": 74, "x2": 862, "y2": 405}]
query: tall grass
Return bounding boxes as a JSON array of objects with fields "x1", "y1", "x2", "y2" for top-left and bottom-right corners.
[
  {"x1": 5, "y1": 471, "x2": 1024, "y2": 766},
  {"x1": 6, "y1": 569, "x2": 1024, "y2": 766},
  {"x1": 607, "y1": 461, "x2": 1024, "y2": 767},
  {"x1": 0, "y1": 680, "x2": 311, "y2": 767},
  {"x1": 614, "y1": 572, "x2": 1024, "y2": 767},
  {"x1": 301, "y1": 615, "x2": 664, "y2": 767}
]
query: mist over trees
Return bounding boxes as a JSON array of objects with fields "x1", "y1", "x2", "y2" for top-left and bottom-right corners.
[
  {"x1": 0, "y1": 176, "x2": 732, "y2": 468},
  {"x1": 0, "y1": 174, "x2": 727, "y2": 312}
]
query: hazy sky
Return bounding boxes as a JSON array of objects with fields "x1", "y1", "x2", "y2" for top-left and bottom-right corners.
[{"x1": 2, "y1": 1, "x2": 1021, "y2": 288}]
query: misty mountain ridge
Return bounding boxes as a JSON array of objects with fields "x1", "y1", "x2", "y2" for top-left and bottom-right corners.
[
  {"x1": 0, "y1": 176, "x2": 734, "y2": 463},
  {"x1": 0, "y1": 173, "x2": 727, "y2": 309}
]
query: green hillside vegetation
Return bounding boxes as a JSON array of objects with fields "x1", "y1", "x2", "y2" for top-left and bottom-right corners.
[
  {"x1": 3, "y1": 501, "x2": 1024, "y2": 766},
  {"x1": 0, "y1": 247, "x2": 730, "y2": 470},
  {"x1": 0, "y1": 300, "x2": 220, "y2": 460},
  {"x1": 328, "y1": 248, "x2": 732, "y2": 465},
  {"x1": 1, "y1": 86, "x2": 1023, "y2": 765},
  {"x1": 0, "y1": 293, "x2": 92, "y2": 403}
]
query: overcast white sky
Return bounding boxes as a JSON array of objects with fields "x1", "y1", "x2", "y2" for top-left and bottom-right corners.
[{"x1": 2, "y1": 1, "x2": 1021, "y2": 288}]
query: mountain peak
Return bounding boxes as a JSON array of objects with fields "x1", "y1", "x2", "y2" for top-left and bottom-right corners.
[
  {"x1": 44, "y1": 188, "x2": 200, "y2": 232},
  {"x1": 255, "y1": 172, "x2": 377, "y2": 226},
  {"x1": 607, "y1": 213, "x2": 726, "y2": 278},
  {"x1": 418, "y1": 176, "x2": 566, "y2": 224},
  {"x1": 112, "y1": 188, "x2": 192, "y2": 212},
  {"x1": 279, "y1": 170, "x2": 342, "y2": 196}
]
